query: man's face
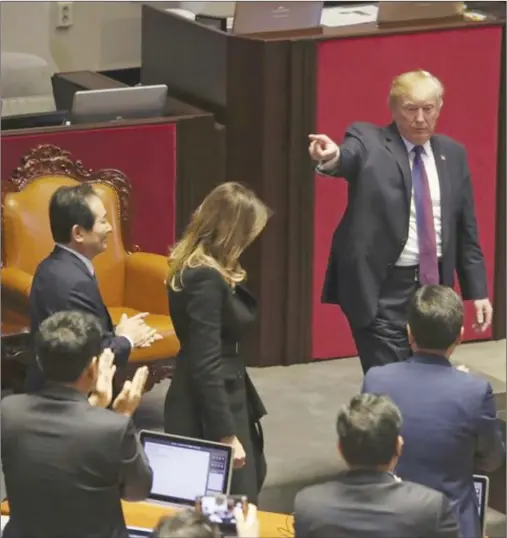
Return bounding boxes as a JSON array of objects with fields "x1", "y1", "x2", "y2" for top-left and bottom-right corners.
[
  {"x1": 74, "y1": 195, "x2": 112, "y2": 258},
  {"x1": 391, "y1": 91, "x2": 442, "y2": 145}
]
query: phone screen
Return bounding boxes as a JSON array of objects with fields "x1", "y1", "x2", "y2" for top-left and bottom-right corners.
[{"x1": 196, "y1": 495, "x2": 247, "y2": 527}]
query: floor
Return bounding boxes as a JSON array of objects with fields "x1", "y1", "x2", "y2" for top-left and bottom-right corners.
[
  {"x1": 136, "y1": 338, "x2": 507, "y2": 537},
  {"x1": 1, "y1": 339, "x2": 505, "y2": 535},
  {"x1": 136, "y1": 339, "x2": 507, "y2": 485}
]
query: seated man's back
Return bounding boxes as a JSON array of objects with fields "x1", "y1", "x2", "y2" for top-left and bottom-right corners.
[
  {"x1": 294, "y1": 394, "x2": 460, "y2": 538},
  {"x1": 362, "y1": 286, "x2": 504, "y2": 538},
  {"x1": 296, "y1": 471, "x2": 458, "y2": 538},
  {"x1": 1, "y1": 311, "x2": 153, "y2": 538}
]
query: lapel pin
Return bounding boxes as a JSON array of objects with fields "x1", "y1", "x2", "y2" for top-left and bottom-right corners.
[{"x1": 441, "y1": 155, "x2": 446, "y2": 160}]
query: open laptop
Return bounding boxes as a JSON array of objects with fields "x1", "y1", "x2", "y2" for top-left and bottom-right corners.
[
  {"x1": 473, "y1": 474, "x2": 489, "y2": 538},
  {"x1": 70, "y1": 85, "x2": 167, "y2": 124},
  {"x1": 139, "y1": 430, "x2": 234, "y2": 509},
  {"x1": 233, "y1": 1, "x2": 323, "y2": 35}
]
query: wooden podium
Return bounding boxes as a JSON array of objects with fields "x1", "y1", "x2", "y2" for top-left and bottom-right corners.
[{"x1": 141, "y1": 5, "x2": 505, "y2": 367}]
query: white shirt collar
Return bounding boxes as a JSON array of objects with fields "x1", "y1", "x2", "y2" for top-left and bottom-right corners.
[
  {"x1": 400, "y1": 135, "x2": 432, "y2": 156},
  {"x1": 56, "y1": 244, "x2": 95, "y2": 275}
]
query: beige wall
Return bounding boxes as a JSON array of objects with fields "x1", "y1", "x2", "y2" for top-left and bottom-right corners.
[
  {"x1": 0, "y1": 1, "x2": 145, "y2": 72},
  {"x1": 0, "y1": 1, "x2": 235, "y2": 72}
]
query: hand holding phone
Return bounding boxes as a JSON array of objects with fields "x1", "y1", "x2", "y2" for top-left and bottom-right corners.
[
  {"x1": 195, "y1": 494, "x2": 248, "y2": 532},
  {"x1": 234, "y1": 503, "x2": 259, "y2": 538}
]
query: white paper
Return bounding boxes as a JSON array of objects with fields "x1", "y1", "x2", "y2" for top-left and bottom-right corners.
[{"x1": 320, "y1": 4, "x2": 379, "y2": 27}]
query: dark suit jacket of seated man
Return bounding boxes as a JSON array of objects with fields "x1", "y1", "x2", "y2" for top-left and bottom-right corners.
[
  {"x1": 28, "y1": 183, "x2": 156, "y2": 392},
  {"x1": 294, "y1": 394, "x2": 461, "y2": 538},
  {"x1": 308, "y1": 69, "x2": 492, "y2": 373},
  {"x1": 1, "y1": 311, "x2": 153, "y2": 538},
  {"x1": 362, "y1": 286, "x2": 505, "y2": 538}
]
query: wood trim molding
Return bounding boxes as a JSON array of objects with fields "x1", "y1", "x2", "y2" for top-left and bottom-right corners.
[
  {"x1": 493, "y1": 26, "x2": 506, "y2": 339},
  {"x1": 283, "y1": 40, "x2": 318, "y2": 365}
]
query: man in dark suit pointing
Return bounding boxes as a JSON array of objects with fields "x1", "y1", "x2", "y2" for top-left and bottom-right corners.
[{"x1": 308, "y1": 69, "x2": 492, "y2": 373}]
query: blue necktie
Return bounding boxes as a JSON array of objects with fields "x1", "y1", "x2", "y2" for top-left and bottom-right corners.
[{"x1": 412, "y1": 146, "x2": 439, "y2": 284}]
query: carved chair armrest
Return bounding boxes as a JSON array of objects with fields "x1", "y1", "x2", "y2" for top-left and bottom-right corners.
[
  {"x1": 124, "y1": 252, "x2": 170, "y2": 316},
  {"x1": 1, "y1": 267, "x2": 33, "y2": 314}
]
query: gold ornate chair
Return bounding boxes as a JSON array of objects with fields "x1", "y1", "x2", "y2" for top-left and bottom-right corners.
[{"x1": 1, "y1": 144, "x2": 180, "y2": 391}]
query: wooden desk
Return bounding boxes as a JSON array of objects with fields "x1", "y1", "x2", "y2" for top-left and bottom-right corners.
[
  {"x1": 1, "y1": 311, "x2": 30, "y2": 392},
  {"x1": 0, "y1": 500, "x2": 295, "y2": 537}
]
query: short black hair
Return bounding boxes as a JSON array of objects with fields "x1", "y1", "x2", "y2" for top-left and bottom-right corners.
[
  {"x1": 49, "y1": 184, "x2": 98, "y2": 244},
  {"x1": 408, "y1": 285, "x2": 464, "y2": 350},
  {"x1": 337, "y1": 394, "x2": 402, "y2": 467},
  {"x1": 152, "y1": 510, "x2": 220, "y2": 538},
  {"x1": 35, "y1": 311, "x2": 103, "y2": 383}
]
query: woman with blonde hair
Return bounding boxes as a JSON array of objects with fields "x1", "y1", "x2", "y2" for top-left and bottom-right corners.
[{"x1": 164, "y1": 182, "x2": 270, "y2": 502}]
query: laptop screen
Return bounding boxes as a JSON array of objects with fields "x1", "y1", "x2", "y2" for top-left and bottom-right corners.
[
  {"x1": 140, "y1": 431, "x2": 233, "y2": 506},
  {"x1": 473, "y1": 474, "x2": 489, "y2": 537}
]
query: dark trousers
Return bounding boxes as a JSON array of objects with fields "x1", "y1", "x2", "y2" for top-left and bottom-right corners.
[{"x1": 350, "y1": 266, "x2": 420, "y2": 374}]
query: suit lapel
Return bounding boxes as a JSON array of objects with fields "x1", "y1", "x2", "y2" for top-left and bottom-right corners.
[
  {"x1": 52, "y1": 246, "x2": 114, "y2": 331},
  {"x1": 384, "y1": 123, "x2": 412, "y2": 206},
  {"x1": 52, "y1": 246, "x2": 94, "y2": 281},
  {"x1": 430, "y1": 136, "x2": 451, "y2": 253}
]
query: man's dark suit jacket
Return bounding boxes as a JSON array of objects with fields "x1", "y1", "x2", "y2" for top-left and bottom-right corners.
[
  {"x1": 28, "y1": 245, "x2": 131, "y2": 390},
  {"x1": 363, "y1": 354, "x2": 505, "y2": 538},
  {"x1": 294, "y1": 469, "x2": 461, "y2": 538},
  {"x1": 321, "y1": 122, "x2": 487, "y2": 328},
  {"x1": 1, "y1": 384, "x2": 153, "y2": 538}
]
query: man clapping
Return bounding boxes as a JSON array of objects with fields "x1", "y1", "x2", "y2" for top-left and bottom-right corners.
[{"x1": 1, "y1": 311, "x2": 153, "y2": 538}]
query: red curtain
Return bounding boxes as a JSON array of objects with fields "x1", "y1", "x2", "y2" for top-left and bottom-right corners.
[
  {"x1": 2, "y1": 123, "x2": 177, "y2": 255},
  {"x1": 313, "y1": 25, "x2": 503, "y2": 359}
]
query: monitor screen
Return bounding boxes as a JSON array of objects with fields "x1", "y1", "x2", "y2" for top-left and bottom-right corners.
[
  {"x1": 473, "y1": 475, "x2": 489, "y2": 537},
  {"x1": 142, "y1": 433, "x2": 232, "y2": 506},
  {"x1": 70, "y1": 85, "x2": 167, "y2": 124}
]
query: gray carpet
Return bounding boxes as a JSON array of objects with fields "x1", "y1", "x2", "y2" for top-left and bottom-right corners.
[
  {"x1": 1, "y1": 340, "x2": 505, "y2": 536},
  {"x1": 134, "y1": 340, "x2": 507, "y2": 537}
]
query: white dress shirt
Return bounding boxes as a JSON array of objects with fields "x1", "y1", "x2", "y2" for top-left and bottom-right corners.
[
  {"x1": 396, "y1": 137, "x2": 442, "y2": 267},
  {"x1": 318, "y1": 137, "x2": 442, "y2": 267}
]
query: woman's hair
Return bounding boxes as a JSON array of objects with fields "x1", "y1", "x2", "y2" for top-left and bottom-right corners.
[{"x1": 168, "y1": 182, "x2": 269, "y2": 290}]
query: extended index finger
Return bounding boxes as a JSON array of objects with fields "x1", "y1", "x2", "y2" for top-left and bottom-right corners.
[{"x1": 308, "y1": 133, "x2": 325, "y2": 142}]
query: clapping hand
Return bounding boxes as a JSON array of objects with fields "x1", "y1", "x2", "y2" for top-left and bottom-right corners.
[
  {"x1": 112, "y1": 366, "x2": 149, "y2": 417},
  {"x1": 234, "y1": 504, "x2": 260, "y2": 538},
  {"x1": 116, "y1": 312, "x2": 163, "y2": 348},
  {"x1": 139, "y1": 330, "x2": 163, "y2": 348},
  {"x1": 88, "y1": 348, "x2": 116, "y2": 408}
]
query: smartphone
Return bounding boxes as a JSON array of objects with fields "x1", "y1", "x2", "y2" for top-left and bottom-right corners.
[{"x1": 195, "y1": 494, "x2": 248, "y2": 531}]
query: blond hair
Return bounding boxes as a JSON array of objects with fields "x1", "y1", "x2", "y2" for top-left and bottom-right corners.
[
  {"x1": 168, "y1": 182, "x2": 269, "y2": 290},
  {"x1": 388, "y1": 70, "x2": 444, "y2": 106}
]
